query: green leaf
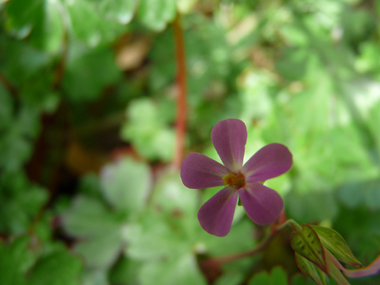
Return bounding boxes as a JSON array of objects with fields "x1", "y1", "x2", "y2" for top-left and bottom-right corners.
[
  {"x1": 249, "y1": 271, "x2": 270, "y2": 285},
  {"x1": 147, "y1": 30, "x2": 175, "y2": 91},
  {"x1": 64, "y1": 0, "x2": 125, "y2": 46},
  {"x1": 333, "y1": 206, "x2": 380, "y2": 264},
  {"x1": 200, "y1": 219, "x2": 255, "y2": 257},
  {"x1": 63, "y1": 43, "x2": 121, "y2": 101},
  {"x1": 0, "y1": 85, "x2": 13, "y2": 130},
  {"x1": 339, "y1": 179, "x2": 380, "y2": 211},
  {"x1": 61, "y1": 196, "x2": 124, "y2": 268},
  {"x1": 0, "y1": 237, "x2": 34, "y2": 285},
  {"x1": 294, "y1": 252, "x2": 328, "y2": 285},
  {"x1": 368, "y1": 101, "x2": 380, "y2": 161},
  {"x1": 0, "y1": 36, "x2": 51, "y2": 86},
  {"x1": 101, "y1": 157, "x2": 151, "y2": 214},
  {"x1": 17, "y1": 105, "x2": 41, "y2": 138},
  {"x1": 139, "y1": 253, "x2": 206, "y2": 285},
  {"x1": 75, "y1": 231, "x2": 123, "y2": 269},
  {"x1": 0, "y1": 105, "x2": 40, "y2": 171},
  {"x1": 176, "y1": 0, "x2": 197, "y2": 13},
  {"x1": 77, "y1": 174, "x2": 103, "y2": 199},
  {"x1": 5, "y1": 0, "x2": 43, "y2": 38},
  {"x1": 286, "y1": 191, "x2": 338, "y2": 225},
  {"x1": 356, "y1": 42, "x2": 380, "y2": 73},
  {"x1": 125, "y1": 211, "x2": 189, "y2": 261},
  {"x1": 291, "y1": 225, "x2": 327, "y2": 273},
  {"x1": 275, "y1": 48, "x2": 310, "y2": 81},
  {"x1": 98, "y1": 0, "x2": 137, "y2": 24},
  {"x1": 280, "y1": 24, "x2": 309, "y2": 46},
  {"x1": 0, "y1": 238, "x2": 81, "y2": 285},
  {"x1": 62, "y1": 196, "x2": 121, "y2": 238},
  {"x1": 121, "y1": 98, "x2": 175, "y2": 161},
  {"x1": 28, "y1": 0, "x2": 64, "y2": 53},
  {"x1": 28, "y1": 249, "x2": 82, "y2": 285},
  {"x1": 311, "y1": 225, "x2": 362, "y2": 268},
  {"x1": 249, "y1": 267, "x2": 288, "y2": 285},
  {"x1": 81, "y1": 269, "x2": 108, "y2": 285},
  {"x1": 5, "y1": 0, "x2": 64, "y2": 53},
  {"x1": 21, "y1": 90, "x2": 60, "y2": 114},
  {"x1": 150, "y1": 169, "x2": 198, "y2": 235},
  {"x1": 285, "y1": 71, "x2": 333, "y2": 137},
  {"x1": 64, "y1": 0, "x2": 100, "y2": 46},
  {"x1": 270, "y1": 267, "x2": 288, "y2": 285},
  {"x1": 341, "y1": 8, "x2": 375, "y2": 45},
  {"x1": 238, "y1": 72, "x2": 273, "y2": 123},
  {"x1": 109, "y1": 257, "x2": 141, "y2": 285},
  {"x1": 291, "y1": 274, "x2": 318, "y2": 285},
  {"x1": 215, "y1": 273, "x2": 244, "y2": 285},
  {"x1": 0, "y1": 171, "x2": 48, "y2": 234},
  {"x1": 138, "y1": 0, "x2": 176, "y2": 31}
]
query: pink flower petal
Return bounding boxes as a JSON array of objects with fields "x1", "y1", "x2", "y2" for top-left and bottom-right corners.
[
  {"x1": 211, "y1": 119, "x2": 247, "y2": 172},
  {"x1": 197, "y1": 186, "x2": 239, "y2": 237},
  {"x1": 239, "y1": 182, "x2": 284, "y2": 225},
  {"x1": 242, "y1": 143, "x2": 292, "y2": 182},
  {"x1": 180, "y1": 153, "x2": 230, "y2": 189}
]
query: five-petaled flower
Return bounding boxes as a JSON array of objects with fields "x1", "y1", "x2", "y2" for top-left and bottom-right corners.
[{"x1": 180, "y1": 119, "x2": 293, "y2": 236}]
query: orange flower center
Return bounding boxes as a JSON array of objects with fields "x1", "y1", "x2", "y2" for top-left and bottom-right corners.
[{"x1": 222, "y1": 172, "x2": 245, "y2": 189}]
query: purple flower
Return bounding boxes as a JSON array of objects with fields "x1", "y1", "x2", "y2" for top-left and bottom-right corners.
[{"x1": 180, "y1": 119, "x2": 293, "y2": 237}]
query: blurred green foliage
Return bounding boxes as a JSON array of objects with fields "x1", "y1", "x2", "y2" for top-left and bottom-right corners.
[{"x1": 1, "y1": 0, "x2": 380, "y2": 284}]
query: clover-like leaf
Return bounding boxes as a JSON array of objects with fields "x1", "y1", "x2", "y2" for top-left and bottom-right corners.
[
  {"x1": 0, "y1": 237, "x2": 82, "y2": 285},
  {"x1": 101, "y1": 157, "x2": 151, "y2": 215},
  {"x1": 311, "y1": 225, "x2": 362, "y2": 268},
  {"x1": 139, "y1": 253, "x2": 206, "y2": 285},
  {"x1": 0, "y1": 236, "x2": 34, "y2": 285},
  {"x1": 6, "y1": 0, "x2": 64, "y2": 53},
  {"x1": 138, "y1": 0, "x2": 176, "y2": 31},
  {"x1": 291, "y1": 225, "x2": 327, "y2": 273},
  {"x1": 28, "y1": 248, "x2": 83, "y2": 285},
  {"x1": 61, "y1": 196, "x2": 124, "y2": 269},
  {"x1": 248, "y1": 267, "x2": 287, "y2": 285},
  {"x1": 121, "y1": 98, "x2": 175, "y2": 161},
  {"x1": 62, "y1": 44, "x2": 121, "y2": 102},
  {"x1": 294, "y1": 252, "x2": 328, "y2": 285},
  {"x1": 98, "y1": 0, "x2": 137, "y2": 24}
]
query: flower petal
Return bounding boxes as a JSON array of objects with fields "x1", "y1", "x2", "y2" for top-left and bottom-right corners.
[
  {"x1": 180, "y1": 153, "x2": 230, "y2": 189},
  {"x1": 239, "y1": 182, "x2": 284, "y2": 225},
  {"x1": 198, "y1": 187, "x2": 239, "y2": 237},
  {"x1": 242, "y1": 143, "x2": 292, "y2": 182},
  {"x1": 211, "y1": 119, "x2": 247, "y2": 172}
]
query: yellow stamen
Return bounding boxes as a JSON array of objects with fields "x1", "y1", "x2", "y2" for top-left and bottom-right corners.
[{"x1": 222, "y1": 173, "x2": 245, "y2": 189}]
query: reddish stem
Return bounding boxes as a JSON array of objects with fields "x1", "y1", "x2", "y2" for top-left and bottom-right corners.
[
  {"x1": 201, "y1": 216, "x2": 295, "y2": 266},
  {"x1": 202, "y1": 232, "x2": 276, "y2": 266},
  {"x1": 173, "y1": 14, "x2": 187, "y2": 169}
]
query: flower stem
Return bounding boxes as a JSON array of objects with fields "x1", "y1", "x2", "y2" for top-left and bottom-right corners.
[
  {"x1": 202, "y1": 219, "x2": 302, "y2": 266},
  {"x1": 172, "y1": 14, "x2": 187, "y2": 170},
  {"x1": 204, "y1": 233, "x2": 276, "y2": 266},
  {"x1": 276, "y1": 219, "x2": 302, "y2": 233}
]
